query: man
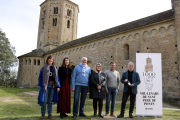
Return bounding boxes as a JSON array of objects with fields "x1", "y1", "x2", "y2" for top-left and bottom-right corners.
[
  {"x1": 105, "y1": 62, "x2": 120, "y2": 117},
  {"x1": 71, "y1": 57, "x2": 91, "y2": 118},
  {"x1": 117, "y1": 61, "x2": 141, "y2": 118}
]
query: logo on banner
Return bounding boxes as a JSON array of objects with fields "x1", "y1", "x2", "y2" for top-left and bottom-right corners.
[{"x1": 143, "y1": 57, "x2": 156, "y2": 91}]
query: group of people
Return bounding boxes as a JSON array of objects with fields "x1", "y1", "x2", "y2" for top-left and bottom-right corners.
[{"x1": 37, "y1": 55, "x2": 141, "y2": 120}]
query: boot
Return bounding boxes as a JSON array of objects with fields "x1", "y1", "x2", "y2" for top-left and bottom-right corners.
[
  {"x1": 129, "y1": 113, "x2": 133, "y2": 118},
  {"x1": 93, "y1": 109, "x2": 97, "y2": 117},
  {"x1": 98, "y1": 110, "x2": 103, "y2": 118},
  {"x1": 64, "y1": 114, "x2": 68, "y2": 117},
  {"x1": 117, "y1": 113, "x2": 124, "y2": 118},
  {"x1": 40, "y1": 114, "x2": 45, "y2": 120},
  {"x1": 98, "y1": 99, "x2": 103, "y2": 118},
  {"x1": 110, "y1": 112, "x2": 116, "y2": 117},
  {"x1": 60, "y1": 113, "x2": 64, "y2": 118},
  {"x1": 48, "y1": 114, "x2": 53, "y2": 119}
]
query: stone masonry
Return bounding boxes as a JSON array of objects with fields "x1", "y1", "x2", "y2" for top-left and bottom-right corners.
[{"x1": 17, "y1": 0, "x2": 180, "y2": 101}]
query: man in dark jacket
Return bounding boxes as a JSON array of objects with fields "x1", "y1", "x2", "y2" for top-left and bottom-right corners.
[{"x1": 117, "y1": 61, "x2": 141, "y2": 118}]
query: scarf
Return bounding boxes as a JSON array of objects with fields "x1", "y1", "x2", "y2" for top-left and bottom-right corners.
[
  {"x1": 97, "y1": 70, "x2": 100, "y2": 73},
  {"x1": 81, "y1": 63, "x2": 87, "y2": 76},
  {"x1": 42, "y1": 63, "x2": 59, "y2": 94}
]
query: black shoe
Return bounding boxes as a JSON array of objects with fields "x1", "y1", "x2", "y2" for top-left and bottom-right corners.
[
  {"x1": 93, "y1": 110, "x2": 97, "y2": 117},
  {"x1": 60, "y1": 113, "x2": 64, "y2": 118},
  {"x1": 93, "y1": 113, "x2": 96, "y2": 117},
  {"x1": 117, "y1": 114, "x2": 124, "y2": 118},
  {"x1": 64, "y1": 114, "x2": 68, "y2": 117},
  {"x1": 79, "y1": 113, "x2": 87, "y2": 117},
  {"x1": 72, "y1": 115, "x2": 77, "y2": 118},
  {"x1": 129, "y1": 113, "x2": 133, "y2": 118},
  {"x1": 99, "y1": 114, "x2": 103, "y2": 118}
]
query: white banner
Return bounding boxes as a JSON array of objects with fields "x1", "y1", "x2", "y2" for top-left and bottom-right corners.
[{"x1": 136, "y1": 53, "x2": 163, "y2": 117}]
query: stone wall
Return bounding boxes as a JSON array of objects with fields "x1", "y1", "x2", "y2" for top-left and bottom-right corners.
[
  {"x1": 17, "y1": 57, "x2": 44, "y2": 87},
  {"x1": 42, "y1": 19, "x2": 180, "y2": 99},
  {"x1": 36, "y1": 0, "x2": 78, "y2": 51}
]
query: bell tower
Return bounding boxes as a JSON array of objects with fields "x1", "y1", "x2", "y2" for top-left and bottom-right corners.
[{"x1": 37, "y1": 0, "x2": 79, "y2": 52}]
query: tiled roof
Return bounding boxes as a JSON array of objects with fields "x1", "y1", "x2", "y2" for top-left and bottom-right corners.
[{"x1": 46, "y1": 9, "x2": 174, "y2": 54}]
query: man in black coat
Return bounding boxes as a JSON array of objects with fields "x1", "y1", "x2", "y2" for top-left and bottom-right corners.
[{"x1": 117, "y1": 61, "x2": 141, "y2": 118}]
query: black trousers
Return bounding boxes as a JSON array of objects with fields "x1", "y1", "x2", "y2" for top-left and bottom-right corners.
[
  {"x1": 120, "y1": 91, "x2": 136, "y2": 114},
  {"x1": 93, "y1": 99, "x2": 103, "y2": 113}
]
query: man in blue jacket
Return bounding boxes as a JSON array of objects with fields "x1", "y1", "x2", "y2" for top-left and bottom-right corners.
[
  {"x1": 117, "y1": 61, "x2": 141, "y2": 118},
  {"x1": 71, "y1": 57, "x2": 91, "y2": 118}
]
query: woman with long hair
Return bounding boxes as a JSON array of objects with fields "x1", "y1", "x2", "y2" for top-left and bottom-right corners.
[
  {"x1": 89, "y1": 63, "x2": 107, "y2": 118},
  {"x1": 38, "y1": 55, "x2": 60, "y2": 120},
  {"x1": 57, "y1": 57, "x2": 72, "y2": 118}
]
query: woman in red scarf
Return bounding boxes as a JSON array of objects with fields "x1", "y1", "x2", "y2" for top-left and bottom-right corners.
[
  {"x1": 57, "y1": 57, "x2": 72, "y2": 118},
  {"x1": 89, "y1": 63, "x2": 107, "y2": 118}
]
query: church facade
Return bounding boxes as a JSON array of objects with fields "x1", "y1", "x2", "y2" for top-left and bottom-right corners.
[{"x1": 17, "y1": 0, "x2": 180, "y2": 100}]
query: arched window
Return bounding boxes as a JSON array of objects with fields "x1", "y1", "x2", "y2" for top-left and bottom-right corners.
[
  {"x1": 71, "y1": 65, "x2": 75, "y2": 73},
  {"x1": 42, "y1": 21, "x2": 45, "y2": 29},
  {"x1": 25, "y1": 59, "x2": 28, "y2": 65},
  {"x1": 43, "y1": 10, "x2": 46, "y2": 16},
  {"x1": 87, "y1": 61, "x2": 94, "y2": 70},
  {"x1": 123, "y1": 44, "x2": 129, "y2": 60},
  {"x1": 54, "y1": 7, "x2": 58, "y2": 14},
  {"x1": 53, "y1": 18, "x2": 57, "y2": 26},
  {"x1": 67, "y1": 9, "x2": 71, "y2": 16},
  {"x1": 38, "y1": 60, "x2": 40, "y2": 66},
  {"x1": 67, "y1": 20, "x2": 70, "y2": 28},
  {"x1": 34, "y1": 60, "x2": 36, "y2": 65},
  {"x1": 28, "y1": 59, "x2": 31, "y2": 65}
]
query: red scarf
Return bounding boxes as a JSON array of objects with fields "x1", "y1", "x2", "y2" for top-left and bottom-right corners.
[{"x1": 97, "y1": 70, "x2": 100, "y2": 73}]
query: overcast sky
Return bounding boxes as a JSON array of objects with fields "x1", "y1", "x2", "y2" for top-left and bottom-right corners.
[{"x1": 0, "y1": 0, "x2": 171, "y2": 57}]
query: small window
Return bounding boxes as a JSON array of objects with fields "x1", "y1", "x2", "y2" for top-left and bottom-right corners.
[
  {"x1": 25, "y1": 60, "x2": 28, "y2": 65},
  {"x1": 38, "y1": 60, "x2": 40, "y2": 66},
  {"x1": 34, "y1": 60, "x2": 36, "y2": 65},
  {"x1": 67, "y1": 20, "x2": 70, "y2": 28},
  {"x1": 123, "y1": 44, "x2": 129, "y2": 60},
  {"x1": 53, "y1": 18, "x2": 57, "y2": 26},
  {"x1": 54, "y1": 7, "x2": 58, "y2": 14},
  {"x1": 29, "y1": 59, "x2": 31, "y2": 65},
  {"x1": 42, "y1": 21, "x2": 45, "y2": 29},
  {"x1": 43, "y1": 10, "x2": 46, "y2": 16},
  {"x1": 22, "y1": 59, "x2": 23, "y2": 65},
  {"x1": 67, "y1": 9, "x2": 71, "y2": 16}
]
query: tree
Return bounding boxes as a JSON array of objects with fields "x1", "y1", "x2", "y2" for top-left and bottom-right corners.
[{"x1": 0, "y1": 29, "x2": 18, "y2": 87}]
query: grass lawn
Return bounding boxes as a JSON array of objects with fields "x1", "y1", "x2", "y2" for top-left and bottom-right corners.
[{"x1": 0, "y1": 87, "x2": 179, "y2": 120}]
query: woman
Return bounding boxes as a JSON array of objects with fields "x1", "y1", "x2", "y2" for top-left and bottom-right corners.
[
  {"x1": 38, "y1": 55, "x2": 60, "y2": 120},
  {"x1": 89, "y1": 63, "x2": 107, "y2": 118},
  {"x1": 57, "y1": 57, "x2": 72, "y2": 118}
]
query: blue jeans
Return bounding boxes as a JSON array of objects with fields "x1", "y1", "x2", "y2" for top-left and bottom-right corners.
[
  {"x1": 41, "y1": 84, "x2": 54, "y2": 115},
  {"x1": 106, "y1": 88, "x2": 117, "y2": 113},
  {"x1": 73, "y1": 85, "x2": 88, "y2": 116}
]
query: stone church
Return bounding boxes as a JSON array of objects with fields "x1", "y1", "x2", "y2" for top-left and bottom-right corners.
[{"x1": 17, "y1": 0, "x2": 180, "y2": 100}]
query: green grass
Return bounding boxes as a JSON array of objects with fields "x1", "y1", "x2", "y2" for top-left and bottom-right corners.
[{"x1": 0, "y1": 88, "x2": 179, "y2": 120}]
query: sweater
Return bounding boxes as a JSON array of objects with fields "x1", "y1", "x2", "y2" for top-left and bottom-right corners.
[
  {"x1": 105, "y1": 69, "x2": 120, "y2": 90},
  {"x1": 71, "y1": 63, "x2": 91, "y2": 89}
]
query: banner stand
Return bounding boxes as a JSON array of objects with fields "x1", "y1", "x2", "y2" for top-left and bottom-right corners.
[{"x1": 135, "y1": 53, "x2": 163, "y2": 117}]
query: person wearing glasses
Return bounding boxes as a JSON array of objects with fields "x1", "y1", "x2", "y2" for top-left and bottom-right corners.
[
  {"x1": 89, "y1": 63, "x2": 107, "y2": 118},
  {"x1": 71, "y1": 57, "x2": 91, "y2": 118}
]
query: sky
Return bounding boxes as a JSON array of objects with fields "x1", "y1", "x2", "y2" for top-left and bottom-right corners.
[{"x1": 0, "y1": 0, "x2": 172, "y2": 57}]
